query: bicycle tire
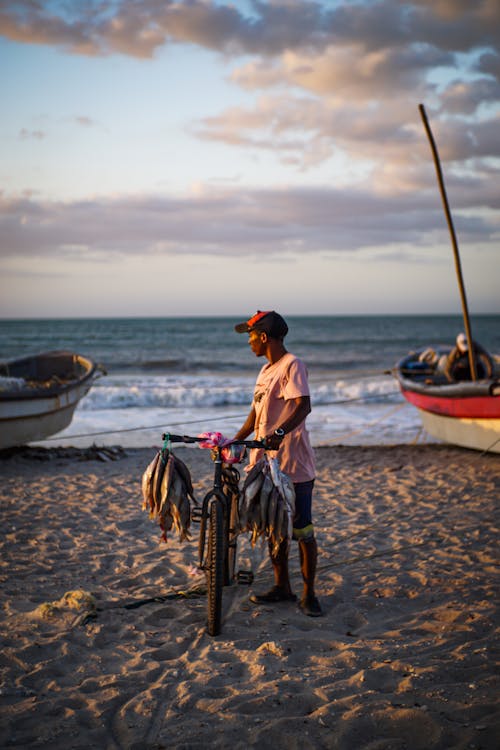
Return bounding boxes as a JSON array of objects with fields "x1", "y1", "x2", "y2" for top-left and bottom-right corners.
[
  {"x1": 206, "y1": 499, "x2": 224, "y2": 636},
  {"x1": 227, "y1": 491, "x2": 239, "y2": 583}
]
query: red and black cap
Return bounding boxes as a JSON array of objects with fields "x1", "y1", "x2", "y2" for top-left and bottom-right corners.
[{"x1": 234, "y1": 310, "x2": 288, "y2": 339}]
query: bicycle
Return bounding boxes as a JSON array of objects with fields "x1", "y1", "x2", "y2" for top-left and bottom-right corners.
[{"x1": 163, "y1": 433, "x2": 266, "y2": 636}]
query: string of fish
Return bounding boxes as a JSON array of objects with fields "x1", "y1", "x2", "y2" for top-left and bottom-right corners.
[
  {"x1": 141, "y1": 435, "x2": 197, "y2": 542},
  {"x1": 238, "y1": 456, "x2": 295, "y2": 554}
]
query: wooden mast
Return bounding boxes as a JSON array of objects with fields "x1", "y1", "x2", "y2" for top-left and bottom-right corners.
[{"x1": 418, "y1": 103, "x2": 477, "y2": 381}]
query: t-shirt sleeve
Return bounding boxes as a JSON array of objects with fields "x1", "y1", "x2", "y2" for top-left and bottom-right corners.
[{"x1": 281, "y1": 357, "x2": 310, "y2": 400}]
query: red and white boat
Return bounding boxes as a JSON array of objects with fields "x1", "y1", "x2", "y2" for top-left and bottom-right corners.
[
  {"x1": 396, "y1": 348, "x2": 500, "y2": 454},
  {"x1": 394, "y1": 108, "x2": 500, "y2": 454}
]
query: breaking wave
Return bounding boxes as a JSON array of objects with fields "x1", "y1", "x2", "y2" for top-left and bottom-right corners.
[{"x1": 79, "y1": 373, "x2": 400, "y2": 411}]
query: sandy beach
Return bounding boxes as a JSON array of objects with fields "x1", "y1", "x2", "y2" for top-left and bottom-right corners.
[{"x1": 0, "y1": 443, "x2": 498, "y2": 749}]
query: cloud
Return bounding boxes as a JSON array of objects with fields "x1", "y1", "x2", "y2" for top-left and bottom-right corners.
[
  {"x1": 231, "y1": 43, "x2": 452, "y2": 99},
  {"x1": 407, "y1": 0, "x2": 500, "y2": 52},
  {"x1": 2, "y1": 1, "x2": 499, "y2": 251},
  {"x1": 194, "y1": 90, "x2": 500, "y2": 174},
  {"x1": 476, "y1": 50, "x2": 500, "y2": 82},
  {"x1": 1, "y1": 181, "x2": 498, "y2": 264},
  {"x1": 74, "y1": 115, "x2": 96, "y2": 127},
  {"x1": 438, "y1": 79, "x2": 500, "y2": 115},
  {"x1": 3, "y1": 2, "x2": 498, "y2": 168},
  {"x1": 431, "y1": 114, "x2": 500, "y2": 165},
  {"x1": 19, "y1": 128, "x2": 45, "y2": 140},
  {"x1": 1, "y1": 1, "x2": 498, "y2": 59},
  {"x1": 172, "y1": 3, "x2": 498, "y2": 174}
]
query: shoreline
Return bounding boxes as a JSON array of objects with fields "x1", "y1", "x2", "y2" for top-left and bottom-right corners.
[{"x1": 1, "y1": 443, "x2": 498, "y2": 749}]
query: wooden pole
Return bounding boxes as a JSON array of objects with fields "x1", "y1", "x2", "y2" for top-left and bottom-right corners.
[{"x1": 418, "y1": 103, "x2": 477, "y2": 381}]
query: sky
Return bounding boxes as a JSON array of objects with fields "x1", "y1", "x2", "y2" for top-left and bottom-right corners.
[{"x1": 0, "y1": 0, "x2": 499, "y2": 318}]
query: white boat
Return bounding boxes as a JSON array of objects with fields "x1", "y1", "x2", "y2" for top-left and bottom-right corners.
[
  {"x1": 396, "y1": 348, "x2": 500, "y2": 454},
  {"x1": 0, "y1": 350, "x2": 103, "y2": 450}
]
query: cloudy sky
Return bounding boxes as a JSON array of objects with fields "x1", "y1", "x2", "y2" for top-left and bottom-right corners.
[{"x1": 1, "y1": 0, "x2": 499, "y2": 318}]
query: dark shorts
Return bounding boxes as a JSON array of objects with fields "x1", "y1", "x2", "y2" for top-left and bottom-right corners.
[{"x1": 292, "y1": 479, "x2": 315, "y2": 540}]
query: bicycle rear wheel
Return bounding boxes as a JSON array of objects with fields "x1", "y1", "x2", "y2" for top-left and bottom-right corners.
[{"x1": 206, "y1": 499, "x2": 224, "y2": 636}]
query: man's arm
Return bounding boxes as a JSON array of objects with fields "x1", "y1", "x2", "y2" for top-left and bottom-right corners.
[
  {"x1": 265, "y1": 395, "x2": 311, "y2": 450},
  {"x1": 233, "y1": 406, "x2": 256, "y2": 441}
]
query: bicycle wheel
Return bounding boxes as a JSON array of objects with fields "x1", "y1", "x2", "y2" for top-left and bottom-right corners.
[
  {"x1": 227, "y1": 491, "x2": 239, "y2": 584},
  {"x1": 206, "y1": 499, "x2": 224, "y2": 636}
]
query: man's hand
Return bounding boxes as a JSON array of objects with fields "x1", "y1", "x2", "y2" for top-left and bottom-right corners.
[{"x1": 264, "y1": 432, "x2": 284, "y2": 450}]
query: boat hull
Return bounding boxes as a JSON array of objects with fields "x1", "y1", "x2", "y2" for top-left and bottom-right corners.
[
  {"x1": 0, "y1": 383, "x2": 93, "y2": 449},
  {"x1": 0, "y1": 351, "x2": 99, "y2": 449},
  {"x1": 401, "y1": 387, "x2": 499, "y2": 419},
  {"x1": 396, "y1": 350, "x2": 500, "y2": 454},
  {"x1": 417, "y1": 408, "x2": 500, "y2": 454},
  {"x1": 1, "y1": 402, "x2": 80, "y2": 449}
]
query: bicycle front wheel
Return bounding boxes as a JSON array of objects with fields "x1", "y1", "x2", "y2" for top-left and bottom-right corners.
[
  {"x1": 227, "y1": 490, "x2": 239, "y2": 584},
  {"x1": 206, "y1": 499, "x2": 224, "y2": 636}
]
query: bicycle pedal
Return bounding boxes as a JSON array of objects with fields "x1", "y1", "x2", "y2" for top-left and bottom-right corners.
[
  {"x1": 236, "y1": 569, "x2": 254, "y2": 585},
  {"x1": 191, "y1": 507, "x2": 203, "y2": 523}
]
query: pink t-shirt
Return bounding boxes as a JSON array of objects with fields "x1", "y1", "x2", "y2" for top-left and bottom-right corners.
[{"x1": 249, "y1": 352, "x2": 316, "y2": 483}]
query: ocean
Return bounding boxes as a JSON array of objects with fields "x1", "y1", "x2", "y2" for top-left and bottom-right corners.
[{"x1": 1, "y1": 315, "x2": 499, "y2": 448}]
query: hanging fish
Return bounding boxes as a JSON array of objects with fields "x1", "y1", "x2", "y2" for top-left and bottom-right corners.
[
  {"x1": 141, "y1": 451, "x2": 161, "y2": 513},
  {"x1": 172, "y1": 453, "x2": 195, "y2": 501},
  {"x1": 236, "y1": 454, "x2": 295, "y2": 554},
  {"x1": 141, "y1": 448, "x2": 196, "y2": 543},
  {"x1": 259, "y1": 473, "x2": 273, "y2": 534},
  {"x1": 266, "y1": 485, "x2": 279, "y2": 540},
  {"x1": 239, "y1": 459, "x2": 266, "y2": 528},
  {"x1": 159, "y1": 452, "x2": 175, "y2": 515}
]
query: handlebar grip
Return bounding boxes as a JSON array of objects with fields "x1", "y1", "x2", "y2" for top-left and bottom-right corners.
[
  {"x1": 230, "y1": 439, "x2": 266, "y2": 449},
  {"x1": 162, "y1": 433, "x2": 199, "y2": 443},
  {"x1": 246, "y1": 440, "x2": 267, "y2": 449}
]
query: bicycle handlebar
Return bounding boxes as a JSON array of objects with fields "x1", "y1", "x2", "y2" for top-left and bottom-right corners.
[{"x1": 162, "y1": 433, "x2": 266, "y2": 450}]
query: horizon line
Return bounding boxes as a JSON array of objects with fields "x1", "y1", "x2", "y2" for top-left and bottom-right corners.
[{"x1": 1, "y1": 311, "x2": 499, "y2": 322}]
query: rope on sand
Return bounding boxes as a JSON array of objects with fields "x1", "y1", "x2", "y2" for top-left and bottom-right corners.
[
  {"x1": 480, "y1": 435, "x2": 500, "y2": 455},
  {"x1": 411, "y1": 426, "x2": 426, "y2": 444},
  {"x1": 37, "y1": 414, "x2": 248, "y2": 442},
  {"x1": 73, "y1": 584, "x2": 208, "y2": 626},
  {"x1": 316, "y1": 536, "x2": 438, "y2": 575},
  {"x1": 122, "y1": 584, "x2": 207, "y2": 609}
]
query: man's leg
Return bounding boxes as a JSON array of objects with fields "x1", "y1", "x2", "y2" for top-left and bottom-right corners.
[
  {"x1": 293, "y1": 479, "x2": 322, "y2": 617},
  {"x1": 270, "y1": 537, "x2": 293, "y2": 594},
  {"x1": 298, "y1": 535, "x2": 322, "y2": 616},
  {"x1": 299, "y1": 535, "x2": 318, "y2": 600},
  {"x1": 249, "y1": 538, "x2": 296, "y2": 603}
]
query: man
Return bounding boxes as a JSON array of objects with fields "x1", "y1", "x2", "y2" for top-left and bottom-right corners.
[{"x1": 233, "y1": 310, "x2": 322, "y2": 617}]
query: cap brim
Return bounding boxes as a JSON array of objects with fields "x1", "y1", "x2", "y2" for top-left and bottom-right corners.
[{"x1": 234, "y1": 322, "x2": 249, "y2": 333}]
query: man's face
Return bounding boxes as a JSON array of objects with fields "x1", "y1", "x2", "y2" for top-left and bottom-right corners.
[{"x1": 248, "y1": 329, "x2": 266, "y2": 357}]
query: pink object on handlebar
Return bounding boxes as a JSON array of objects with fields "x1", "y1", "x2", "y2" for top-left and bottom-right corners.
[
  {"x1": 197, "y1": 431, "x2": 225, "y2": 449},
  {"x1": 221, "y1": 444, "x2": 247, "y2": 464},
  {"x1": 197, "y1": 432, "x2": 247, "y2": 464}
]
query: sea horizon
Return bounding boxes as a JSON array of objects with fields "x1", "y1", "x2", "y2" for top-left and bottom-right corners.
[{"x1": 1, "y1": 311, "x2": 499, "y2": 321}]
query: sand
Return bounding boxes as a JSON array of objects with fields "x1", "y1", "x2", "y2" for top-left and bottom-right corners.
[{"x1": 0, "y1": 443, "x2": 498, "y2": 750}]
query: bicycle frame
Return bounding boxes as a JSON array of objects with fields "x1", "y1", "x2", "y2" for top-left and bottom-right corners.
[{"x1": 162, "y1": 433, "x2": 265, "y2": 635}]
